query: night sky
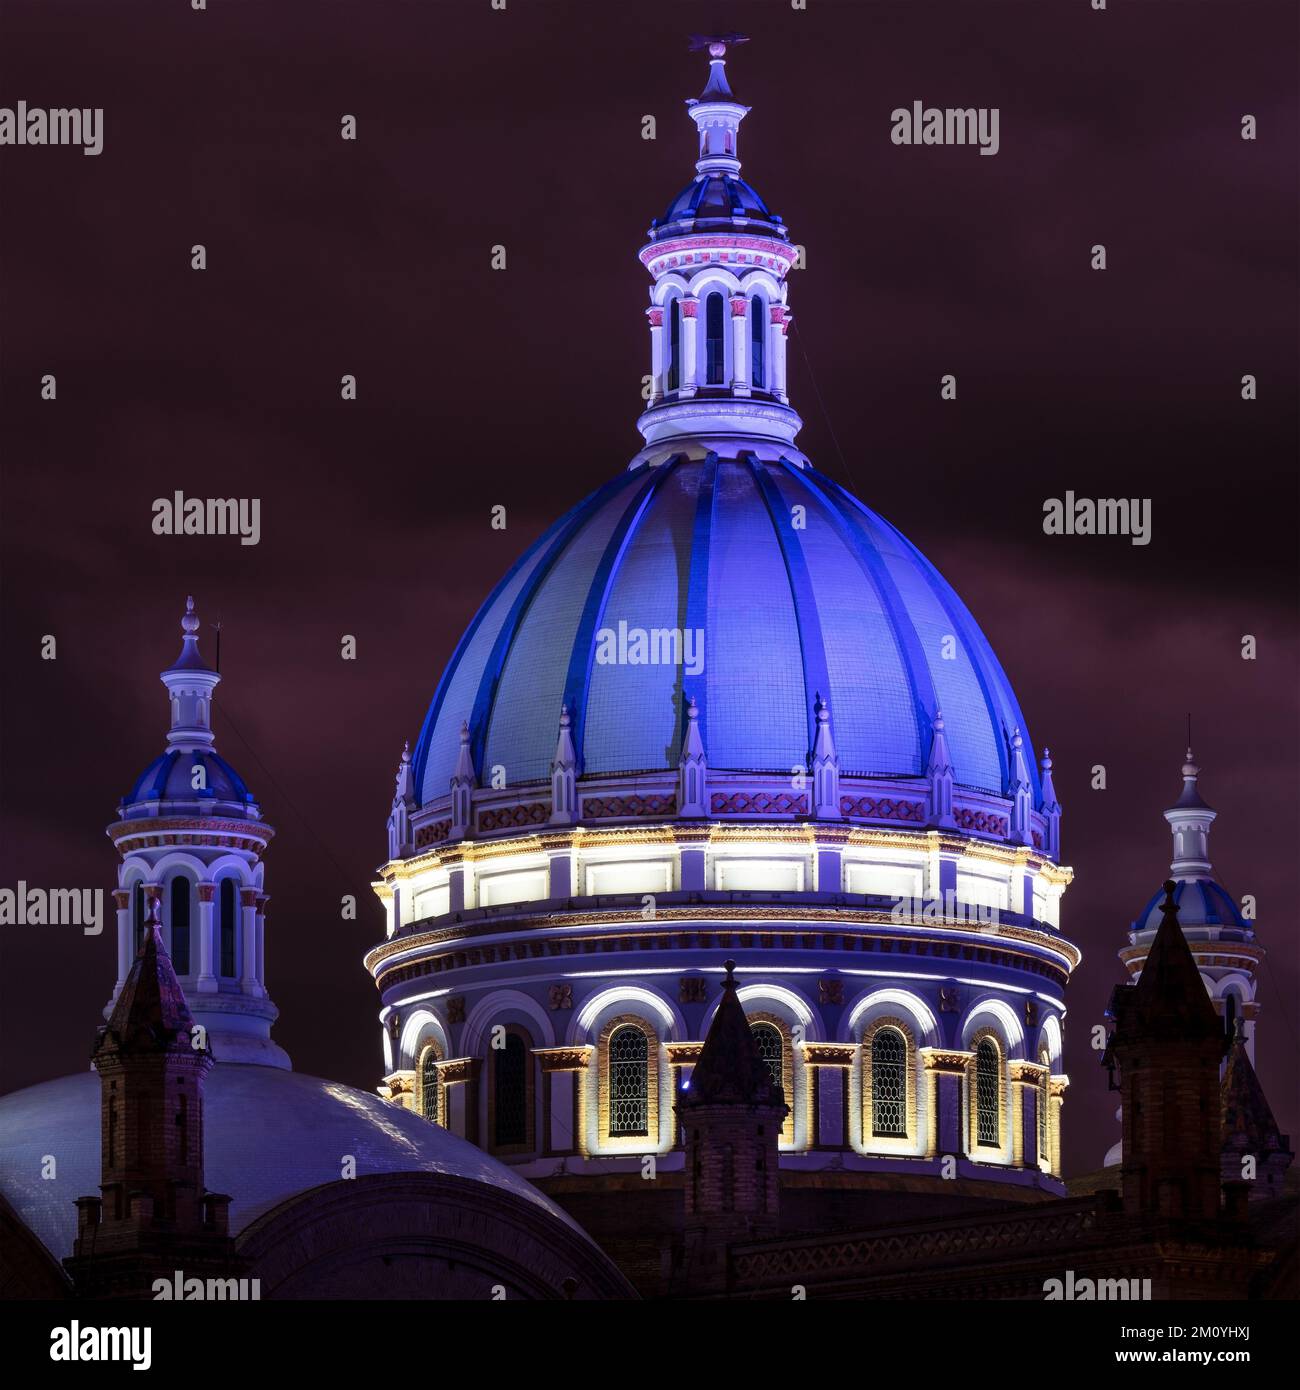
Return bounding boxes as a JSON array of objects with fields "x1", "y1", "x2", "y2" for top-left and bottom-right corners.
[{"x1": 2, "y1": 0, "x2": 1296, "y2": 1177}]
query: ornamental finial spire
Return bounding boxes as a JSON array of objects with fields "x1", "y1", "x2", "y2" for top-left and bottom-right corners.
[
  {"x1": 161, "y1": 595, "x2": 220, "y2": 751},
  {"x1": 1165, "y1": 739, "x2": 1216, "y2": 879}
]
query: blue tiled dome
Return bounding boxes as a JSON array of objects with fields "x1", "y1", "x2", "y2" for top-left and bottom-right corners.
[
  {"x1": 651, "y1": 173, "x2": 785, "y2": 237},
  {"x1": 412, "y1": 455, "x2": 1038, "y2": 808},
  {"x1": 123, "y1": 749, "x2": 256, "y2": 812},
  {"x1": 1133, "y1": 877, "x2": 1249, "y2": 934}
]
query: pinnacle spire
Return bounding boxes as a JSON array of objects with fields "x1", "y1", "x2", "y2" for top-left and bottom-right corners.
[
  {"x1": 550, "y1": 705, "x2": 578, "y2": 824},
  {"x1": 811, "y1": 694, "x2": 840, "y2": 819},
  {"x1": 925, "y1": 709, "x2": 956, "y2": 828},
  {"x1": 1164, "y1": 743, "x2": 1217, "y2": 880},
  {"x1": 684, "y1": 960, "x2": 783, "y2": 1107},
  {"x1": 1126, "y1": 882, "x2": 1222, "y2": 1043},
  {"x1": 161, "y1": 596, "x2": 221, "y2": 751},
  {"x1": 678, "y1": 695, "x2": 709, "y2": 816},
  {"x1": 101, "y1": 891, "x2": 197, "y2": 1056},
  {"x1": 1007, "y1": 727, "x2": 1033, "y2": 846}
]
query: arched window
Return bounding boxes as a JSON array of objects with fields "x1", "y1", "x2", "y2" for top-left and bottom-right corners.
[
  {"x1": 169, "y1": 877, "x2": 191, "y2": 974},
  {"x1": 219, "y1": 879, "x2": 237, "y2": 978},
  {"x1": 1224, "y1": 991, "x2": 1237, "y2": 1041},
  {"x1": 1038, "y1": 1045, "x2": 1050, "y2": 1163},
  {"x1": 750, "y1": 1022, "x2": 783, "y2": 1092},
  {"x1": 871, "y1": 1028, "x2": 907, "y2": 1137},
  {"x1": 705, "y1": 291, "x2": 725, "y2": 385},
  {"x1": 609, "y1": 1025, "x2": 649, "y2": 1136},
  {"x1": 419, "y1": 1047, "x2": 440, "y2": 1125},
  {"x1": 132, "y1": 883, "x2": 145, "y2": 951},
  {"x1": 667, "y1": 298, "x2": 681, "y2": 392},
  {"x1": 975, "y1": 1039, "x2": 1000, "y2": 1146},
  {"x1": 493, "y1": 1032, "x2": 529, "y2": 1148},
  {"x1": 751, "y1": 293, "x2": 765, "y2": 388}
]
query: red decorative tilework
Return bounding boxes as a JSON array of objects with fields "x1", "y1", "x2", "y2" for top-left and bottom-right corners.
[
  {"x1": 710, "y1": 791, "x2": 809, "y2": 815},
  {"x1": 582, "y1": 794, "x2": 677, "y2": 819},
  {"x1": 954, "y1": 807, "x2": 1009, "y2": 837},
  {"x1": 414, "y1": 820, "x2": 452, "y2": 848},
  {"x1": 838, "y1": 795, "x2": 925, "y2": 823},
  {"x1": 477, "y1": 802, "x2": 548, "y2": 832}
]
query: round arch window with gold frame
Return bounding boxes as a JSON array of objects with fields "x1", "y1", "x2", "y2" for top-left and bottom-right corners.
[
  {"x1": 860, "y1": 1015, "x2": 918, "y2": 1151},
  {"x1": 597, "y1": 1014, "x2": 660, "y2": 1150},
  {"x1": 967, "y1": 1028, "x2": 1007, "y2": 1154},
  {"x1": 745, "y1": 1011, "x2": 796, "y2": 1146},
  {"x1": 416, "y1": 1041, "x2": 443, "y2": 1126}
]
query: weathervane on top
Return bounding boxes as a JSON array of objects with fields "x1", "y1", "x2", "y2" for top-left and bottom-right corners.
[{"x1": 689, "y1": 32, "x2": 749, "y2": 57}]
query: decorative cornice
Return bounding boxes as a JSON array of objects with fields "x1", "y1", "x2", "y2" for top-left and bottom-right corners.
[
  {"x1": 920, "y1": 1047, "x2": 974, "y2": 1073},
  {"x1": 802, "y1": 1042, "x2": 857, "y2": 1068},
  {"x1": 665, "y1": 1041, "x2": 704, "y2": 1065},
  {"x1": 1009, "y1": 1060, "x2": 1049, "y2": 1085},
  {"x1": 532, "y1": 1045, "x2": 594, "y2": 1073},
  {"x1": 438, "y1": 1056, "x2": 481, "y2": 1085}
]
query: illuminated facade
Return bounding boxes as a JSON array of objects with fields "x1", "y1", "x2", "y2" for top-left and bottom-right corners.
[{"x1": 369, "y1": 43, "x2": 1079, "y2": 1197}]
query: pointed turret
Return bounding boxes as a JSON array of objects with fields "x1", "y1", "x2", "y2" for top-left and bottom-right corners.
[
  {"x1": 676, "y1": 961, "x2": 787, "y2": 1291},
  {"x1": 685, "y1": 37, "x2": 751, "y2": 178},
  {"x1": 811, "y1": 694, "x2": 840, "y2": 819},
  {"x1": 67, "y1": 892, "x2": 243, "y2": 1298},
  {"x1": 1221, "y1": 1026, "x2": 1293, "y2": 1199},
  {"x1": 550, "y1": 706, "x2": 578, "y2": 825},
  {"x1": 1103, "y1": 882, "x2": 1228, "y2": 1220},
  {"x1": 925, "y1": 710, "x2": 956, "y2": 829},
  {"x1": 1007, "y1": 728, "x2": 1034, "y2": 846},
  {"x1": 677, "y1": 696, "x2": 708, "y2": 817},
  {"x1": 1039, "y1": 747, "x2": 1061, "y2": 859},
  {"x1": 450, "y1": 720, "x2": 475, "y2": 838}
]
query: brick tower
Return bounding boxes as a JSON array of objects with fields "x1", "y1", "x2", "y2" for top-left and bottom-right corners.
[
  {"x1": 1103, "y1": 881, "x2": 1229, "y2": 1222},
  {"x1": 66, "y1": 892, "x2": 243, "y2": 1299},
  {"x1": 676, "y1": 960, "x2": 788, "y2": 1291}
]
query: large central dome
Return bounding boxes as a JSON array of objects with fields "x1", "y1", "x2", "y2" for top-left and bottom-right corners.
[{"x1": 412, "y1": 453, "x2": 1036, "y2": 807}]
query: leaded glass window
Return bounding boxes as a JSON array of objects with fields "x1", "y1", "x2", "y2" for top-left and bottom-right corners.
[
  {"x1": 494, "y1": 1032, "x2": 528, "y2": 1146},
  {"x1": 609, "y1": 1025, "x2": 649, "y2": 1136},
  {"x1": 976, "y1": 1040, "x2": 1000, "y2": 1146},
  {"x1": 871, "y1": 1028, "x2": 907, "y2": 1137},
  {"x1": 132, "y1": 883, "x2": 144, "y2": 950},
  {"x1": 750, "y1": 1022, "x2": 783, "y2": 1092},
  {"x1": 705, "y1": 292, "x2": 725, "y2": 384},
  {"x1": 169, "y1": 877, "x2": 191, "y2": 975},
  {"x1": 420, "y1": 1049, "x2": 440, "y2": 1124},
  {"x1": 1038, "y1": 1048, "x2": 1050, "y2": 1161}
]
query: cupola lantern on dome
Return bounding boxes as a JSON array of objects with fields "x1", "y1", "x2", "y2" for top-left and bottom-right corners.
[{"x1": 637, "y1": 35, "x2": 801, "y2": 459}]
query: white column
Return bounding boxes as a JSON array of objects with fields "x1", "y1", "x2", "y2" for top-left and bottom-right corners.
[
  {"x1": 196, "y1": 883, "x2": 217, "y2": 991},
  {"x1": 730, "y1": 295, "x2": 750, "y2": 395},
  {"x1": 680, "y1": 297, "x2": 699, "y2": 396},
  {"x1": 239, "y1": 887, "x2": 262, "y2": 997},
  {"x1": 255, "y1": 893, "x2": 268, "y2": 990},
  {"x1": 112, "y1": 889, "x2": 131, "y2": 991},
  {"x1": 646, "y1": 305, "x2": 665, "y2": 402},
  {"x1": 771, "y1": 305, "x2": 790, "y2": 402}
]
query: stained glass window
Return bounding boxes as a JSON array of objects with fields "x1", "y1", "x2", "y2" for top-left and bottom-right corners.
[
  {"x1": 872, "y1": 1028, "x2": 907, "y2": 1137},
  {"x1": 420, "y1": 1049, "x2": 440, "y2": 1124},
  {"x1": 750, "y1": 1022, "x2": 783, "y2": 1092},
  {"x1": 609, "y1": 1025, "x2": 649, "y2": 1136},
  {"x1": 667, "y1": 298, "x2": 680, "y2": 392},
  {"x1": 976, "y1": 1040, "x2": 999, "y2": 1146}
]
